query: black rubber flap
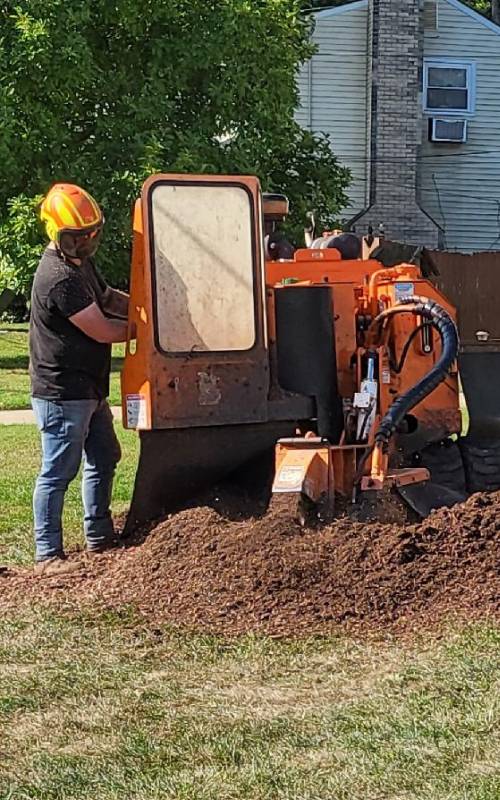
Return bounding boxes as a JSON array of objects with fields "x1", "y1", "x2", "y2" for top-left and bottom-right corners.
[
  {"x1": 123, "y1": 421, "x2": 295, "y2": 536},
  {"x1": 397, "y1": 481, "x2": 466, "y2": 519}
]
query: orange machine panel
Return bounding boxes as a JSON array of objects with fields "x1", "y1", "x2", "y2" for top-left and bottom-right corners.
[
  {"x1": 122, "y1": 174, "x2": 270, "y2": 430},
  {"x1": 265, "y1": 255, "x2": 461, "y2": 447}
]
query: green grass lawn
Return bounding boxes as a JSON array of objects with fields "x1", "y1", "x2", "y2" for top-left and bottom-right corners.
[
  {"x1": 0, "y1": 422, "x2": 499, "y2": 799},
  {"x1": 0, "y1": 324, "x2": 124, "y2": 410},
  {"x1": 0, "y1": 423, "x2": 138, "y2": 566},
  {"x1": 0, "y1": 610, "x2": 498, "y2": 800}
]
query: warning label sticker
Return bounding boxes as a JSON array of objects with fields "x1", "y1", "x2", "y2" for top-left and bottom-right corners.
[
  {"x1": 126, "y1": 394, "x2": 147, "y2": 429},
  {"x1": 275, "y1": 466, "x2": 305, "y2": 491},
  {"x1": 394, "y1": 282, "x2": 414, "y2": 301}
]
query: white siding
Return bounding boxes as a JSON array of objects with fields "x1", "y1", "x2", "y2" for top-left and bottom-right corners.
[
  {"x1": 296, "y1": 4, "x2": 369, "y2": 219},
  {"x1": 421, "y1": 0, "x2": 500, "y2": 250}
]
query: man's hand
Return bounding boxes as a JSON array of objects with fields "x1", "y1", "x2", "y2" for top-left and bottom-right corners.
[
  {"x1": 69, "y1": 302, "x2": 128, "y2": 343},
  {"x1": 102, "y1": 287, "x2": 129, "y2": 320}
]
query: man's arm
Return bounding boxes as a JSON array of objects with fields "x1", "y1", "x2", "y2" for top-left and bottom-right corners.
[
  {"x1": 69, "y1": 302, "x2": 128, "y2": 343},
  {"x1": 101, "y1": 287, "x2": 129, "y2": 320}
]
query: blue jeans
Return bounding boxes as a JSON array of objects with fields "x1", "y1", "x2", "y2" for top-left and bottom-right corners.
[{"x1": 31, "y1": 398, "x2": 121, "y2": 561}]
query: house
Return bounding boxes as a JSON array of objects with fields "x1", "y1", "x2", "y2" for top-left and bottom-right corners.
[{"x1": 297, "y1": 0, "x2": 500, "y2": 250}]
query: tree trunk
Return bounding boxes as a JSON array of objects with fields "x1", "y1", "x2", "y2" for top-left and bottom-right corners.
[{"x1": 493, "y1": 0, "x2": 500, "y2": 26}]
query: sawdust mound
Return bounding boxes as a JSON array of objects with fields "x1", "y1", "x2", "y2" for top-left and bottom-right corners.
[{"x1": 2, "y1": 489, "x2": 498, "y2": 636}]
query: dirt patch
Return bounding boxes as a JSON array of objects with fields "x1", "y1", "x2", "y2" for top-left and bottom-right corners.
[{"x1": 1, "y1": 489, "x2": 499, "y2": 636}]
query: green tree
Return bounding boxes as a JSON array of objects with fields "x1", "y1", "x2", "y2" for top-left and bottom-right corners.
[
  {"x1": 0, "y1": 0, "x2": 349, "y2": 297},
  {"x1": 468, "y1": 0, "x2": 493, "y2": 16}
]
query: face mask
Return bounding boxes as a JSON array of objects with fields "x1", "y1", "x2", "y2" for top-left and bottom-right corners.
[{"x1": 58, "y1": 224, "x2": 103, "y2": 260}]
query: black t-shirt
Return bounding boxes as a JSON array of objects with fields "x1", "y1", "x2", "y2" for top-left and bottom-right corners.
[{"x1": 29, "y1": 248, "x2": 112, "y2": 400}]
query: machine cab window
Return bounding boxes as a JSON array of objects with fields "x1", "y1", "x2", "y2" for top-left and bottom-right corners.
[{"x1": 150, "y1": 181, "x2": 257, "y2": 354}]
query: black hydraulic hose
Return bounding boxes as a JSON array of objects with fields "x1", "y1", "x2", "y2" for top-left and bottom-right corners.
[
  {"x1": 389, "y1": 323, "x2": 427, "y2": 374},
  {"x1": 374, "y1": 296, "x2": 459, "y2": 447}
]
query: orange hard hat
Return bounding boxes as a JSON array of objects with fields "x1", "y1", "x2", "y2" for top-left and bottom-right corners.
[{"x1": 40, "y1": 183, "x2": 104, "y2": 259}]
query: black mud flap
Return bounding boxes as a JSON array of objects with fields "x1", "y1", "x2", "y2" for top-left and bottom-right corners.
[
  {"x1": 123, "y1": 421, "x2": 295, "y2": 537},
  {"x1": 458, "y1": 352, "x2": 500, "y2": 492},
  {"x1": 397, "y1": 481, "x2": 466, "y2": 519},
  {"x1": 459, "y1": 352, "x2": 500, "y2": 441}
]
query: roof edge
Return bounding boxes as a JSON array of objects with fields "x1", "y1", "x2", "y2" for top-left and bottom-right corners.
[
  {"x1": 311, "y1": 1, "x2": 368, "y2": 19},
  {"x1": 444, "y1": 0, "x2": 500, "y2": 35},
  {"x1": 310, "y1": 0, "x2": 500, "y2": 35}
]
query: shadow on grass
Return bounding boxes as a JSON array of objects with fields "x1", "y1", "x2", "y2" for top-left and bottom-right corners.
[{"x1": 0, "y1": 355, "x2": 29, "y2": 370}]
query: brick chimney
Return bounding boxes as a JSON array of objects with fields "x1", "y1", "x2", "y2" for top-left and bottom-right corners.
[{"x1": 354, "y1": 0, "x2": 441, "y2": 246}]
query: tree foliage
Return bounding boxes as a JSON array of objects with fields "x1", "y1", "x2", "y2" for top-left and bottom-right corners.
[
  {"x1": 468, "y1": 0, "x2": 493, "y2": 16},
  {"x1": 0, "y1": 0, "x2": 350, "y2": 295}
]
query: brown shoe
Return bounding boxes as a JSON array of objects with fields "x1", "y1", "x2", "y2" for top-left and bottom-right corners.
[{"x1": 34, "y1": 557, "x2": 82, "y2": 577}]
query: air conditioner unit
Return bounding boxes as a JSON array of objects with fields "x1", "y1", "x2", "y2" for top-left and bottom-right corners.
[{"x1": 430, "y1": 118, "x2": 467, "y2": 143}]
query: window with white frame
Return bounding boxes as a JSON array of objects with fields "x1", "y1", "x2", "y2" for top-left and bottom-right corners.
[{"x1": 423, "y1": 60, "x2": 475, "y2": 114}]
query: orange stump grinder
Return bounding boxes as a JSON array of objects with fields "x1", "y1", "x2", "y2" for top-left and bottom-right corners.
[{"x1": 121, "y1": 174, "x2": 467, "y2": 533}]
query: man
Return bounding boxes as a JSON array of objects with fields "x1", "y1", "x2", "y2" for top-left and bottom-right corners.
[{"x1": 29, "y1": 183, "x2": 129, "y2": 576}]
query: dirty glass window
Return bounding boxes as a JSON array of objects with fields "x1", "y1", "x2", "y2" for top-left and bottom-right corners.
[
  {"x1": 424, "y1": 61, "x2": 475, "y2": 113},
  {"x1": 151, "y1": 183, "x2": 256, "y2": 353}
]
